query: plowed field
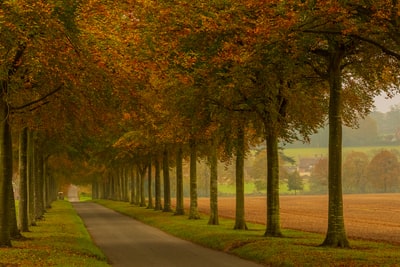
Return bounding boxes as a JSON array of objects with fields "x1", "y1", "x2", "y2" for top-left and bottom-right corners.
[{"x1": 183, "y1": 194, "x2": 400, "y2": 245}]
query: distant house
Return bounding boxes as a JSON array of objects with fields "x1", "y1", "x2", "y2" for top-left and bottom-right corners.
[{"x1": 298, "y1": 157, "x2": 323, "y2": 176}]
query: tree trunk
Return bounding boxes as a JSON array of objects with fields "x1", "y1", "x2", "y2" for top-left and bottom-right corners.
[
  {"x1": 139, "y1": 164, "x2": 147, "y2": 207},
  {"x1": 129, "y1": 166, "x2": 135, "y2": 204},
  {"x1": 27, "y1": 131, "x2": 36, "y2": 226},
  {"x1": 135, "y1": 168, "x2": 140, "y2": 204},
  {"x1": 18, "y1": 127, "x2": 29, "y2": 232},
  {"x1": 4, "y1": 117, "x2": 20, "y2": 239},
  {"x1": 264, "y1": 127, "x2": 282, "y2": 236},
  {"x1": 321, "y1": 44, "x2": 350, "y2": 248},
  {"x1": 162, "y1": 148, "x2": 172, "y2": 212},
  {"x1": 154, "y1": 157, "x2": 162, "y2": 211},
  {"x1": 34, "y1": 148, "x2": 45, "y2": 220},
  {"x1": 234, "y1": 125, "x2": 247, "y2": 230},
  {"x1": 188, "y1": 139, "x2": 200, "y2": 219},
  {"x1": 147, "y1": 158, "x2": 154, "y2": 209},
  {"x1": 0, "y1": 100, "x2": 12, "y2": 247},
  {"x1": 208, "y1": 139, "x2": 219, "y2": 225},
  {"x1": 175, "y1": 146, "x2": 185, "y2": 215}
]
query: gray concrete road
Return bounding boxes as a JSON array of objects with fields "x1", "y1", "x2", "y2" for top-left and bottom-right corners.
[{"x1": 73, "y1": 202, "x2": 264, "y2": 267}]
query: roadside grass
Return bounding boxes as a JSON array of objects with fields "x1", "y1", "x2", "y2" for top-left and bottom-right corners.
[
  {"x1": 94, "y1": 199, "x2": 400, "y2": 267},
  {"x1": 0, "y1": 200, "x2": 109, "y2": 267}
]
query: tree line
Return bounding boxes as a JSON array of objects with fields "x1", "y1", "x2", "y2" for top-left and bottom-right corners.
[
  {"x1": 310, "y1": 150, "x2": 400, "y2": 194},
  {"x1": 0, "y1": 0, "x2": 399, "y2": 249}
]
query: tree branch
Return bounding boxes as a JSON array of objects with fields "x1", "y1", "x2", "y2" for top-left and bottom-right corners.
[
  {"x1": 9, "y1": 43, "x2": 27, "y2": 77},
  {"x1": 301, "y1": 29, "x2": 400, "y2": 60},
  {"x1": 350, "y1": 34, "x2": 400, "y2": 60},
  {"x1": 11, "y1": 84, "x2": 63, "y2": 111}
]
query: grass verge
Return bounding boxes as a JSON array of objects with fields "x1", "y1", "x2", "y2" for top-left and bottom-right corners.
[
  {"x1": 0, "y1": 200, "x2": 109, "y2": 267},
  {"x1": 94, "y1": 199, "x2": 400, "y2": 267}
]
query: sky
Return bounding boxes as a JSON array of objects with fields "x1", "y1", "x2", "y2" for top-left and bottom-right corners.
[{"x1": 373, "y1": 93, "x2": 400, "y2": 113}]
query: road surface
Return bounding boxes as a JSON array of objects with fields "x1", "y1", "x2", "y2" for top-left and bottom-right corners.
[{"x1": 73, "y1": 202, "x2": 264, "y2": 267}]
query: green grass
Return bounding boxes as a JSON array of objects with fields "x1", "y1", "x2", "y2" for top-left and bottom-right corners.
[
  {"x1": 94, "y1": 199, "x2": 400, "y2": 267},
  {"x1": 218, "y1": 182, "x2": 259, "y2": 195},
  {"x1": 283, "y1": 145, "x2": 400, "y2": 160},
  {"x1": 218, "y1": 182, "x2": 304, "y2": 195},
  {"x1": 0, "y1": 200, "x2": 110, "y2": 267}
]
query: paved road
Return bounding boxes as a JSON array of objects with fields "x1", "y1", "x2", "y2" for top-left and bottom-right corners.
[{"x1": 73, "y1": 202, "x2": 264, "y2": 267}]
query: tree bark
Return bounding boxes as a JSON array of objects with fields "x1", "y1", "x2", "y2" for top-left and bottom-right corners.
[
  {"x1": 321, "y1": 43, "x2": 350, "y2": 248},
  {"x1": 0, "y1": 100, "x2": 12, "y2": 247},
  {"x1": 234, "y1": 125, "x2": 247, "y2": 230},
  {"x1": 129, "y1": 166, "x2": 135, "y2": 204},
  {"x1": 27, "y1": 131, "x2": 36, "y2": 226},
  {"x1": 139, "y1": 164, "x2": 147, "y2": 207},
  {"x1": 264, "y1": 127, "x2": 282, "y2": 236},
  {"x1": 135, "y1": 168, "x2": 140, "y2": 204},
  {"x1": 188, "y1": 139, "x2": 200, "y2": 219},
  {"x1": 175, "y1": 146, "x2": 185, "y2": 215},
  {"x1": 208, "y1": 139, "x2": 219, "y2": 225},
  {"x1": 18, "y1": 127, "x2": 29, "y2": 232},
  {"x1": 154, "y1": 157, "x2": 162, "y2": 211},
  {"x1": 34, "y1": 147, "x2": 45, "y2": 220},
  {"x1": 147, "y1": 158, "x2": 154, "y2": 209},
  {"x1": 162, "y1": 148, "x2": 172, "y2": 212},
  {"x1": 43, "y1": 156, "x2": 52, "y2": 209}
]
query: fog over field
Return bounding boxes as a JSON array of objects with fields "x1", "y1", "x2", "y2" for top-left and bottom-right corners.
[{"x1": 374, "y1": 93, "x2": 400, "y2": 113}]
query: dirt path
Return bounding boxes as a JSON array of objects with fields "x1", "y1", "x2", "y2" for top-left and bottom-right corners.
[
  {"x1": 192, "y1": 194, "x2": 400, "y2": 245},
  {"x1": 73, "y1": 202, "x2": 263, "y2": 267}
]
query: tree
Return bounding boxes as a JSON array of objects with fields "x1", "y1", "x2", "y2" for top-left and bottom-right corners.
[
  {"x1": 342, "y1": 151, "x2": 369, "y2": 193},
  {"x1": 208, "y1": 139, "x2": 219, "y2": 225},
  {"x1": 287, "y1": 171, "x2": 303, "y2": 195},
  {"x1": 154, "y1": 157, "x2": 162, "y2": 211},
  {"x1": 296, "y1": 0, "x2": 400, "y2": 247},
  {"x1": 18, "y1": 128, "x2": 29, "y2": 232},
  {"x1": 175, "y1": 146, "x2": 184, "y2": 215},
  {"x1": 162, "y1": 147, "x2": 172, "y2": 212},
  {"x1": 147, "y1": 158, "x2": 154, "y2": 209},
  {"x1": 233, "y1": 123, "x2": 248, "y2": 230},
  {"x1": 366, "y1": 150, "x2": 400, "y2": 193},
  {"x1": 309, "y1": 158, "x2": 329, "y2": 194},
  {"x1": 188, "y1": 140, "x2": 200, "y2": 219}
]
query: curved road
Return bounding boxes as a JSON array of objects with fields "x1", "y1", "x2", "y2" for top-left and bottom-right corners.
[{"x1": 73, "y1": 202, "x2": 263, "y2": 267}]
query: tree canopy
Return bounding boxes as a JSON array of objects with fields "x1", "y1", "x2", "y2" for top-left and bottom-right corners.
[{"x1": 0, "y1": 0, "x2": 399, "y2": 248}]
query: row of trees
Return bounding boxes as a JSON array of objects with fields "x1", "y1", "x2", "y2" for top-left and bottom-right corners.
[
  {"x1": 90, "y1": 0, "x2": 400, "y2": 247},
  {"x1": 0, "y1": 0, "x2": 114, "y2": 247},
  {"x1": 1, "y1": 0, "x2": 399, "y2": 249}
]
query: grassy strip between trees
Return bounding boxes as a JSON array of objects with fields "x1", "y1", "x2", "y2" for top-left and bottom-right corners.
[
  {"x1": 0, "y1": 200, "x2": 110, "y2": 267},
  {"x1": 94, "y1": 199, "x2": 400, "y2": 267}
]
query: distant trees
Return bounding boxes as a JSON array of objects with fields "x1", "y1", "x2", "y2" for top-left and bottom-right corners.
[
  {"x1": 307, "y1": 150, "x2": 400, "y2": 194},
  {"x1": 342, "y1": 152, "x2": 369, "y2": 194},
  {"x1": 287, "y1": 171, "x2": 303, "y2": 195},
  {"x1": 309, "y1": 158, "x2": 329, "y2": 194},
  {"x1": 366, "y1": 150, "x2": 400, "y2": 193}
]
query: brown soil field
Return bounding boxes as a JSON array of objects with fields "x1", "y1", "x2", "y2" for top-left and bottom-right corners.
[{"x1": 181, "y1": 194, "x2": 400, "y2": 245}]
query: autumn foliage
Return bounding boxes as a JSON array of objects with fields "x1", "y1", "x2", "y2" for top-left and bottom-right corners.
[{"x1": 0, "y1": 0, "x2": 399, "y2": 249}]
